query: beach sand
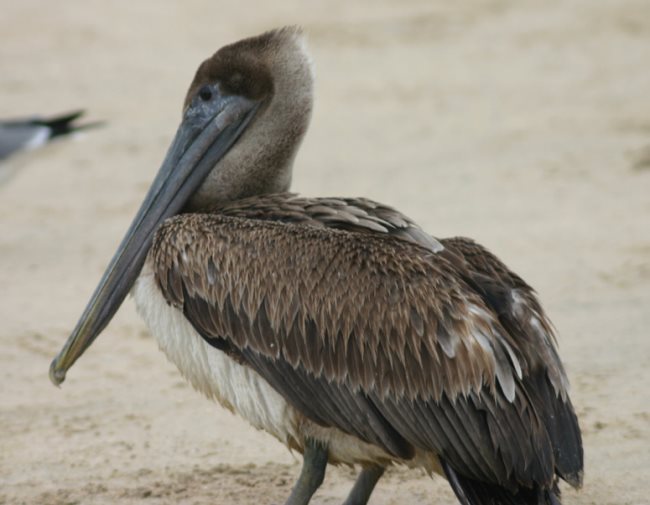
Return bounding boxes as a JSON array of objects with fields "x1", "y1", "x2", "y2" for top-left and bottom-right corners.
[{"x1": 1, "y1": 1, "x2": 649, "y2": 503}]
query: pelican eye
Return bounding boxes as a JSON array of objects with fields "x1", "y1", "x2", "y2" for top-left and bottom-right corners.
[{"x1": 198, "y1": 85, "x2": 213, "y2": 101}]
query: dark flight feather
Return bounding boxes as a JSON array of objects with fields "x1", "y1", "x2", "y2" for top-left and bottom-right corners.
[{"x1": 150, "y1": 194, "x2": 583, "y2": 496}]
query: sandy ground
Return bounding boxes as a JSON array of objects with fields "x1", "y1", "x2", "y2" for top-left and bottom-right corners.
[{"x1": 1, "y1": 1, "x2": 649, "y2": 504}]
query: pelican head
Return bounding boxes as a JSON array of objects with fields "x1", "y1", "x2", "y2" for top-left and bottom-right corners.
[{"x1": 50, "y1": 27, "x2": 314, "y2": 384}]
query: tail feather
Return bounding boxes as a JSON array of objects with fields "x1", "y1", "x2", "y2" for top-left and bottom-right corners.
[
  {"x1": 441, "y1": 459, "x2": 562, "y2": 505},
  {"x1": 522, "y1": 371, "x2": 584, "y2": 488},
  {"x1": 35, "y1": 110, "x2": 104, "y2": 139}
]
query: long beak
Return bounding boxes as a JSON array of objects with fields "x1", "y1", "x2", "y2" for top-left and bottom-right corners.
[{"x1": 49, "y1": 89, "x2": 260, "y2": 386}]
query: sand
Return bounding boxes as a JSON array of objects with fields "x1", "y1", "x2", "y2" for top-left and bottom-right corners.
[{"x1": 1, "y1": 0, "x2": 649, "y2": 504}]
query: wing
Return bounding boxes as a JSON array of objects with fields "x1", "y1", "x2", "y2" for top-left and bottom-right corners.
[
  {"x1": 152, "y1": 212, "x2": 519, "y2": 402},
  {"x1": 439, "y1": 237, "x2": 583, "y2": 487},
  {"x1": 150, "y1": 198, "x2": 581, "y2": 490},
  {"x1": 211, "y1": 193, "x2": 445, "y2": 252},
  {"x1": 216, "y1": 196, "x2": 576, "y2": 400}
]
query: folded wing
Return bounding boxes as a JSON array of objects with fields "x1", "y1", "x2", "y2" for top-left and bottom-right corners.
[{"x1": 149, "y1": 196, "x2": 582, "y2": 492}]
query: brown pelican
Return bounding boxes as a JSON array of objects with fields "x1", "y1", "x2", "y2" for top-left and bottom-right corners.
[{"x1": 50, "y1": 27, "x2": 583, "y2": 505}]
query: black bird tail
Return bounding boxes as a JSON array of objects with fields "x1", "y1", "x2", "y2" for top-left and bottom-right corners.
[
  {"x1": 522, "y1": 371, "x2": 583, "y2": 489},
  {"x1": 441, "y1": 459, "x2": 562, "y2": 505},
  {"x1": 35, "y1": 110, "x2": 104, "y2": 139}
]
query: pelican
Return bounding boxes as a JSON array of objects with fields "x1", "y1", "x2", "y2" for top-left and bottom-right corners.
[{"x1": 50, "y1": 27, "x2": 583, "y2": 505}]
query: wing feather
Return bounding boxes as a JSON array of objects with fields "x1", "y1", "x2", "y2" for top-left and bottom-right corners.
[
  {"x1": 150, "y1": 196, "x2": 582, "y2": 490},
  {"x1": 152, "y1": 213, "x2": 512, "y2": 401}
]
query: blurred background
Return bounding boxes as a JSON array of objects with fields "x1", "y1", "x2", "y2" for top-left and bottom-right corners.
[{"x1": 1, "y1": 1, "x2": 649, "y2": 504}]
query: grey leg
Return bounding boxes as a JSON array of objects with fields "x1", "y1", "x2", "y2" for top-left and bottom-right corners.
[
  {"x1": 285, "y1": 438, "x2": 328, "y2": 505},
  {"x1": 342, "y1": 465, "x2": 385, "y2": 505}
]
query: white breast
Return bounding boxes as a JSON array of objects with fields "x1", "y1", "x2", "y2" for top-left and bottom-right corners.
[
  {"x1": 132, "y1": 265, "x2": 300, "y2": 445},
  {"x1": 131, "y1": 262, "x2": 431, "y2": 469}
]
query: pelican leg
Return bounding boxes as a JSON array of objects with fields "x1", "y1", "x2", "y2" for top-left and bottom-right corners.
[
  {"x1": 285, "y1": 438, "x2": 328, "y2": 505},
  {"x1": 342, "y1": 465, "x2": 385, "y2": 505}
]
